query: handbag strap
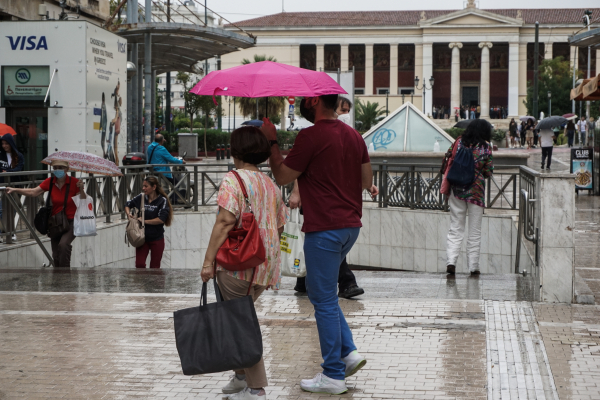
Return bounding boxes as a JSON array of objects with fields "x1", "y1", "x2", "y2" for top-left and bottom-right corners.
[
  {"x1": 231, "y1": 170, "x2": 251, "y2": 208},
  {"x1": 59, "y1": 180, "x2": 71, "y2": 213},
  {"x1": 140, "y1": 193, "x2": 145, "y2": 227},
  {"x1": 46, "y1": 177, "x2": 54, "y2": 208},
  {"x1": 199, "y1": 280, "x2": 224, "y2": 307}
]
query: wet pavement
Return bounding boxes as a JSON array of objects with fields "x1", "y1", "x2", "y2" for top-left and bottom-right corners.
[{"x1": 1, "y1": 268, "x2": 600, "y2": 399}]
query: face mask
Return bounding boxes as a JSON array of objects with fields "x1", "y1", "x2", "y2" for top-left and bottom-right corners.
[
  {"x1": 53, "y1": 169, "x2": 66, "y2": 179},
  {"x1": 338, "y1": 113, "x2": 352, "y2": 126},
  {"x1": 299, "y1": 98, "x2": 316, "y2": 124}
]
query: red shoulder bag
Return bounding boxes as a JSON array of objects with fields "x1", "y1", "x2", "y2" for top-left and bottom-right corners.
[{"x1": 216, "y1": 170, "x2": 266, "y2": 272}]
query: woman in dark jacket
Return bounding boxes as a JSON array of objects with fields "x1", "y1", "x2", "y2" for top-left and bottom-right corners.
[
  {"x1": 566, "y1": 120, "x2": 576, "y2": 148},
  {"x1": 0, "y1": 133, "x2": 24, "y2": 242},
  {"x1": 125, "y1": 176, "x2": 173, "y2": 268}
]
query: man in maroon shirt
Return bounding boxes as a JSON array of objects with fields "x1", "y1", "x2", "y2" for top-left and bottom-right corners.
[{"x1": 261, "y1": 94, "x2": 377, "y2": 394}]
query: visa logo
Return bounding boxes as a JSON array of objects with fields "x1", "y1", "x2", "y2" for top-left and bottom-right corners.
[
  {"x1": 6, "y1": 36, "x2": 48, "y2": 50},
  {"x1": 117, "y1": 40, "x2": 126, "y2": 53}
]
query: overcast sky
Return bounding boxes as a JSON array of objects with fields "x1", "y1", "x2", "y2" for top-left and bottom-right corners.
[{"x1": 208, "y1": 0, "x2": 597, "y2": 22}]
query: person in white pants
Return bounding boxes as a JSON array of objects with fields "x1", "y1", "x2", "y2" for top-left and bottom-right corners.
[{"x1": 440, "y1": 119, "x2": 494, "y2": 275}]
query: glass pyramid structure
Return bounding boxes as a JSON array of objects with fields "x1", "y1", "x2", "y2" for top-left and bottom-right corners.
[{"x1": 363, "y1": 102, "x2": 454, "y2": 152}]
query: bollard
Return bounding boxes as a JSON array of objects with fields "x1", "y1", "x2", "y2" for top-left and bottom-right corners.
[
  {"x1": 227, "y1": 144, "x2": 231, "y2": 159},
  {"x1": 216, "y1": 144, "x2": 221, "y2": 160}
]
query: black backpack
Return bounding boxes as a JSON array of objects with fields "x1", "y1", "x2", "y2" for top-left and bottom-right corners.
[{"x1": 447, "y1": 142, "x2": 476, "y2": 187}]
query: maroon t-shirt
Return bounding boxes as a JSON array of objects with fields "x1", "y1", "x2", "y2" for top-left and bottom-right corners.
[{"x1": 283, "y1": 119, "x2": 370, "y2": 233}]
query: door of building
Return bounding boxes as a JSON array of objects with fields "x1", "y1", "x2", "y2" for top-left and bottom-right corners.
[
  {"x1": 6, "y1": 108, "x2": 48, "y2": 172},
  {"x1": 462, "y1": 86, "x2": 479, "y2": 107}
]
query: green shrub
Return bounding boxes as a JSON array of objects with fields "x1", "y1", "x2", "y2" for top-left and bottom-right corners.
[
  {"x1": 173, "y1": 129, "x2": 299, "y2": 153},
  {"x1": 444, "y1": 128, "x2": 464, "y2": 139},
  {"x1": 491, "y1": 129, "x2": 506, "y2": 142}
]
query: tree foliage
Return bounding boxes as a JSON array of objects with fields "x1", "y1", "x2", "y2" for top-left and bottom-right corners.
[
  {"x1": 355, "y1": 100, "x2": 387, "y2": 131},
  {"x1": 525, "y1": 57, "x2": 580, "y2": 117},
  {"x1": 236, "y1": 55, "x2": 284, "y2": 124}
]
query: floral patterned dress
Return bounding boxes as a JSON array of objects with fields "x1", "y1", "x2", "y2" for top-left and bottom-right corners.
[
  {"x1": 448, "y1": 139, "x2": 494, "y2": 207},
  {"x1": 216, "y1": 169, "x2": 289, "y2": 289}
]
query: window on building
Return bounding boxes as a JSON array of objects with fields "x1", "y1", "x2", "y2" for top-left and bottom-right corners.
[
  {"x1": 158, "y1": 78, "x2": 162, "y2": 84},
  {"x1": 350, "y1": 44, "x2": 365, "y2": 89},
  {"x1": 398, "y1": 88, "x2": 414, "y2": 95},
  {"x1": 300, "y1": 44, "x2": 317, "y2": 70},
  {"x1": 355, "y1": 88, "x2": 365, "y2": 95},
  {"x1": 179, "y1": 92, "x2": 184, "y2": 98},
  {"x1": 170, "y1": 92, "x2": 174, "y2": 97},
  {"x1": 324, "y1": 44, "x2": 341, "y2": 71},
  {"x1": 377, "y1": 88, "x2": 390, "y2": 95},
  {"x1": 171, "y1": 78, "x2": 175, "y2": 84}
]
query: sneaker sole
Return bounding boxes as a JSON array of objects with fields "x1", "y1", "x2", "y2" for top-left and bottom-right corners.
[
  {"x1": 345, "y1": 358, "x2": 367, "y2": 377},
  {"x1": 222, "y1": 387, "x2": 246, "y2": 394},
  {"x1": 300, "y1": 386, "x2": 348, "y2": 395}
]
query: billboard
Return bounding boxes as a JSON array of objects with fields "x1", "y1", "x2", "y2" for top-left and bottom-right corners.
[
  {"x1": 86, "y1": 25, "x2": 127, "y2": 165},
  {"x1": 571, "y1": 147, "x2": 594, "y2": 191}
]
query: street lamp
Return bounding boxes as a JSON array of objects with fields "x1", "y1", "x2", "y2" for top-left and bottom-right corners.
[
  {"x1": 547, "y1": 91, "x2": 551, "y2": 116},
  {"x1": 414, "y1": 76, "x2": 435, "y2": 115}
]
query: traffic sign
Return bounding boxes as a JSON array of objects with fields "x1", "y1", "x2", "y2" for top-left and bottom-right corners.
[
  {"x1": 288, "y1": 96, "x2": 295, "y2": 105},
  {"x1": 289, "y1": 104, "x2": 295, "y2": 114}
]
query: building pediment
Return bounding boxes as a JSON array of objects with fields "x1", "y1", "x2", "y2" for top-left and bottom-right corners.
[{"x1": 420, "y1": 8, "x2": 523, "y2": 28}]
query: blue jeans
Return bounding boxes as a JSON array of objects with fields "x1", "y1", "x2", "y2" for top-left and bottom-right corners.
[{"x1": 304, "y1": 227, "x2": 360, "y2": 380}]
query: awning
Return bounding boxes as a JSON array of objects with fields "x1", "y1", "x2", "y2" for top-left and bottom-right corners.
[
  {"x1": 569, "y1": 27, "x2": 600, "y2": 48},
  {"x1": 583, "y1": 74, "x2": 600, "y2": 100},
  {"x1": 110, "y1": 22, "x2": 255, "y2": 74},
  {"x1": 570, "y1": 79, "x2": 592, "y2": 101}
]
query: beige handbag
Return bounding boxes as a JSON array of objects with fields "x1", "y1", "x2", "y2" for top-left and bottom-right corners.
[{"x1": 125, "y1": 194, "x2": 145, "y2": 247}]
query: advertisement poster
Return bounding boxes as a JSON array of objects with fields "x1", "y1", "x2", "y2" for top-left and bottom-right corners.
[
  {"x1": 86, "y1": 25, "x2": 127, "y2": 165},
  {"x1": 571, "y1": 147, "x2": 594, "y2": 191}
]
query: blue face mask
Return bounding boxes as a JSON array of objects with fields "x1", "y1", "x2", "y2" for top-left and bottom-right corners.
[{"x1": 53, "y1": 169, "x2": 66, "y2": 179}]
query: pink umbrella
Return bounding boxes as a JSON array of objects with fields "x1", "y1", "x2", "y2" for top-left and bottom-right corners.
[
  {"x1": 42, "y1": 151, "x2": 123, "y2": 177},
  {"x1": 190, "y1": 61, "x2": 346, "y2": 104}
]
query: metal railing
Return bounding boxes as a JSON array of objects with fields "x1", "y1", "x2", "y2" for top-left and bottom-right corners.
[
  {"x1": 515, "y1": 166, "x2": 539, "y2": 272},
  {"x1": 370, "y1": 162, "x2": 520, "y2": 211}
]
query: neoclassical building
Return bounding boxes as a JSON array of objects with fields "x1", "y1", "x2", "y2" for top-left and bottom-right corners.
[{"x1": 222, "y1": 3, "x2": 599, "y2": 119}]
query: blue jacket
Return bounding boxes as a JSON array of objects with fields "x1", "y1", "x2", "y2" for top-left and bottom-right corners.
[
  {"x1": 0, "y1": 134, "x2": 24, "y2": 183},
  {"x1": 146, "y1": 142, "x2": 182, "y2": 179}
]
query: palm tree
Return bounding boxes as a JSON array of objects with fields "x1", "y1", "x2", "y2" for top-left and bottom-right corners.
[
  {"x1": 355, "y1": 100, "x2": 387, "y2": 131},
  {"x1": 237, "y1": 55, "x2": 285, "y2": 124}
]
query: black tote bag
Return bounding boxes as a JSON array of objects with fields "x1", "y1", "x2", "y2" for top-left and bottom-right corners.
[{"x1": 173, "y1": 280, "x2": 263, "y2": 375}]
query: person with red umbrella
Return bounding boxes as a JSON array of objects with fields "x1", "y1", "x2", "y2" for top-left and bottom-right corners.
[{"x1": 0, "y1": 134, "x2": 24, "y2": 243}]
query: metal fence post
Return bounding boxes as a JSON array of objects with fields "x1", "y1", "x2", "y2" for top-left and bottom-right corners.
[
  {"x1": 382, "y1": 160, "x2": 388, "y2": 208},
  {"x1": 201, "y1": 172, "x2": 206, "y2": 206},
  {"x1": 377, "y1": 163, "x2": 383, "y2": 208},
  {"x1": 193, "y1": 165, "x2": 198, "y2": 211},
  {"x1": 104, "y1": 177, "x2": 112, "y2": 223}
]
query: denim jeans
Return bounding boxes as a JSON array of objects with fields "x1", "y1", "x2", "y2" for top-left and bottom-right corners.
[{"x1": 304, "y1": 227, "x2": 360, "y2": 380}]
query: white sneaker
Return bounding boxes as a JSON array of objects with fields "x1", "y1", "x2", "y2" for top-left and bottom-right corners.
[
  {"x1": 300, "y1": 372, "x2": 347, "y2": 394},
  {"x1": 227, "y1": 387, "x2": 266, "y2": 399},
  {"x1": 342, "y1": 350, "x2": 367, "y2": 377},
  {"x1": 222, "y1": 375, "x2": 247, "y2": 394},
  {"x1": 11, "y1": 234, "x2": 16, "y2": 242}
]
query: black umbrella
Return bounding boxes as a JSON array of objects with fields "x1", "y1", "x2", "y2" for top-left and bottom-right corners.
[
  {"x1": 453, "y1": 119, "x2": 476, "y2": 129},
  {"x1": 535, "y1": 116, "x2": 568, "y2": 130},
  {"x1": 241, "y1": 119, "x2": 263, "y2": 127}
]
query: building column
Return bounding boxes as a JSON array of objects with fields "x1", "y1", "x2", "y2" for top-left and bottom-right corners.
[
  {"x1": 518, "y1": 43, "x2": 528, "y2": 116},
  {"x1": 291, "y1": 45, "x2": 301, "y2": 68},
  {"x1": 508, "y1": 42, "x2": 520, "y2": 118},
  {"x1": 596, "y1": 49, "x2": 600, "y2": 76},
  {"x1": 545, "y1": 42, "x2": 553, "y2": 60},
  {"x1": 422, "y1": 42, "x2": 433, "y2": 115},
  {"x1": 316, "y1": 44, "x2": 325, "y2": 71},
  {"x1": 341, "y1": 44, "x2": 349, "y2": 71},
  {"x1": 449, "y1": 42, "x2": 462, "y2": 114},
  {"x1": 479, "y1": 42, "x2": 493, "y2": 119},
  {"x1": 414, "y1": 43, "x2": 423, "y2": 107},
  {"x1": 365, "y1": 44, "x2": 374, "y2": 95},
  {"x1": 570, "y1": 46, "x2": 578, "y2": 71},
  {"x1": 389, "y1": 44, "x2": 398, "y2": 96}
]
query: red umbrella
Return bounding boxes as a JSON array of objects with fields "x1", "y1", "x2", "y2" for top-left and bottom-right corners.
[{"x1": 0, "y1": 123, "x2": 17, "y2": 136}]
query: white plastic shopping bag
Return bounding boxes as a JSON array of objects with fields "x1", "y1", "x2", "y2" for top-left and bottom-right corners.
[
  {"x1": 280, "y1": 209, "x2": 306, "y2": 278},
  {"x1": 72, "y1": 195, "x2": 97, "y2": 237}
]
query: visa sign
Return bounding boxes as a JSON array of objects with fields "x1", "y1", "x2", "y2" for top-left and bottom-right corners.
[{"x1": 6, "y1": 36, "x2": 48, "y2": 50}]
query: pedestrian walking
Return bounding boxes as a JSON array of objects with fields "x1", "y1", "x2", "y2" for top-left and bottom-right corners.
[
  {"x1": 441, "y1": 119, "x2": 494, "y2": 275},
  {"x1": 0, "y1": 133, "x2": 24, "y2": 242},
  {"x1": 146, "y1": 134, "x2": 185, "y2": 195},
  {"x1": 577, "y1": 116, "x2": 587, "y2": 146},
  {"x1": 200, "y1": 126, "x2": 288, "y2": 400},
  {"x1": 7, "y1": 160, "x2": 85, "y2": 268},
  {"x1": 539, "y1": 129, "x2": 556, "y2": 170},
  {"x1": 508, "y1": 119, "x2": 518, "y2": 148},
  {"x1": 293, "y1": 96, "x2": 366, "y2": 299},
  {"x1": 589, "y1": 117, "x2": 596, "y2": 145},
  {"x1": 125, "y1": 176, "x2": 173, "y2": 269},
  {"x1": 525, "y1": 120, "x2": 534, "y2": 149},
  {"x1": 263, "y1": 93, "x2": 377, "y2": 395},
  {"x1": 566, "y1": 120, "x2": 576, "y2": 147}
]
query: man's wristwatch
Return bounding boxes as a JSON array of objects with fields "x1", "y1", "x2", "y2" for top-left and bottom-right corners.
[{"x1": 269, "y1": 140, "x2": 278, "y2": 147}]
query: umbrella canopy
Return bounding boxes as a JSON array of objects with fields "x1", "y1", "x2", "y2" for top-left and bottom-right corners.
[
  {"x1": 536, "y1": 116, "x2": 568, "y2": 130},
  {"x1": 453, "y1": 119, "x2": 473, "y2": 129},
  {"x1": 0, "y1": 123, "x2": 17, "y2": 136},
  {"x1": 570, "y1": 78, "x2": 592, "y2": 101},
  {"x1": 241, "y1": 120, "x2": 264, "y2": 127},
  {"x1": 520, "y1": 116, "x2": 536, "y2": 123},
  {"x1": 42, "y1": 151, "x2": 122, "y2": 177},
  {"x1": 190, "y1": 61, "x2": 347, "y2": 100},
  {"x1": 563, "y1": 113, "x2": 577, "y2": 121},
  {"x1": 583, "y1": 74, "x2": 600, "y2": 100}
]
